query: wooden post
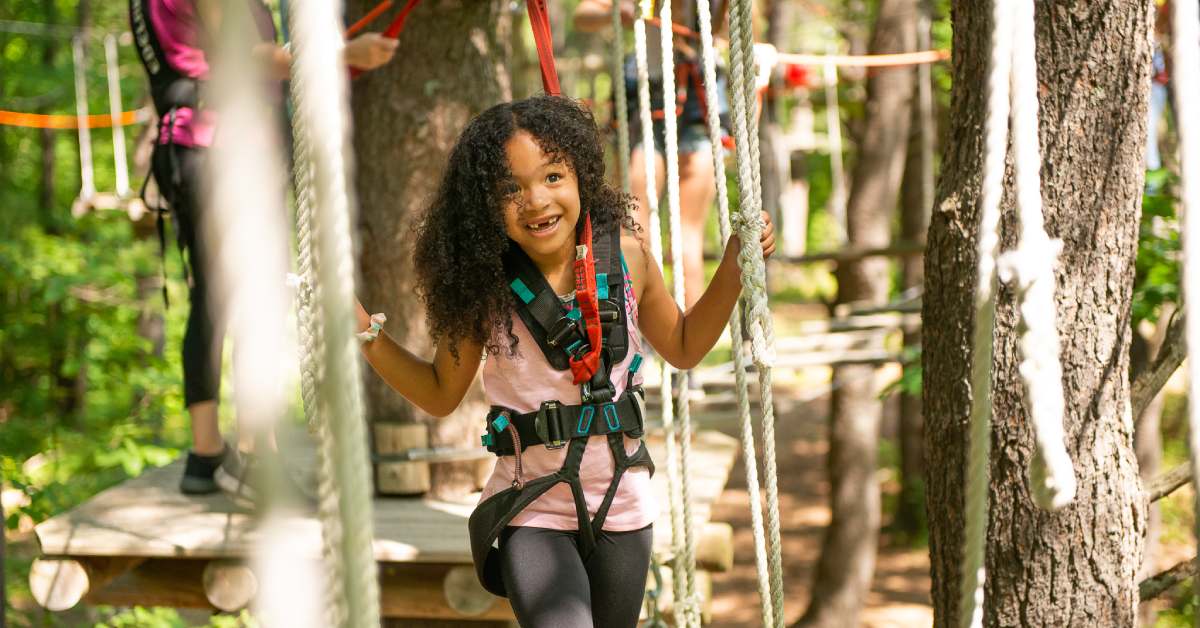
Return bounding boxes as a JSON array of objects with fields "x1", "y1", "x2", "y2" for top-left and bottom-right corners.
[
  {"x1": 30, "y1": 556, "x2": 143, "y2": 611},
  {"x1": 443, "y1": 565, "x2": 496, "y2": 616},
  {"x1": 202, "y1": 559, "x2": 258, "y2": 612},
  {"x1": 374, "y1": 422, "x2": 432, "y2": 495}
]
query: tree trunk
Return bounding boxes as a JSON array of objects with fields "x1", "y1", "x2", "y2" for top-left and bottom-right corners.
[
  {"x1": 349, "y1": 0, "x2": 511, "y2": 498},
  {"x1": 923, "y1": 2, "x2": 1150, "y2": 626},
  {"x1": 893, "y1": 0, "x2": 934, "y2": 542},
  {"x1": 795, "y1": 1, "x2": 915, "y2": 625}
]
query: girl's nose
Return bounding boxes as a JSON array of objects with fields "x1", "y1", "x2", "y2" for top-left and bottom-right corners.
[{"x1": 527, "y1": 186, "x2": 551, "y2": 211}]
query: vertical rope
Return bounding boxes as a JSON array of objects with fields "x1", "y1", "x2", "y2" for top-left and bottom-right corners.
[
  {"x1": 72, "y1": 35, "x2": 95, "y2": 204},
  {"x1": 103, "y1": 34, "x2": 130, "y2": 198},
  {"x1": 727, "y1": 1, "x2": 785, "y2": 623},
  {"x1": 960, "y1": 1, "x2": 1012, "y2": 625},
  {"x1": 612, "y1": 0, "x2": 631, "y2": 194},
  {"x1": 1172, "y1": 0, "x2": 1200, "y2": 608},
  {"x1": 696, "y1": 1, "x2": 773, "y2": 624},
  {"x1": 656, "y1": 2, "x2": 700, "y2": 625},
  {"x1": 289, "y1": 0, "x2": 381, "y2": 624},
  {"x1": 286, "y1": 25, "x2": 342, "y2": 627},
  {"x1": 998, "y1": 0, "x2": 1074, "y2": 512}
]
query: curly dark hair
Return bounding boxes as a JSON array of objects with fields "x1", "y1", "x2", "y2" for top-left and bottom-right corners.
[{"x1": 413, "y1": 95, "x2": 638, "y2": 362}]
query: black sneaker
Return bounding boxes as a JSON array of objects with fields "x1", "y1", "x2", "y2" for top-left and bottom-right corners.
[
  {"x1": 214, "y1": 448, "x2": 258, "y2": 504},
  {"x1": 180, "y1": 447, "x2": 228, "y2": 495}
]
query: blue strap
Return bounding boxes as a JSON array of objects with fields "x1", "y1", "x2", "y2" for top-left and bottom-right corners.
[
  {"x1": 629, "y1": 353, "x2": 643, "y2": 374},
  {"x1": 567, "y1": 307, "x2": 582, "y2": 320},
  {"x1": 597, "y1": 273, "x2": 609, "y2": 300},
  {"x1": 510, "y1": 279, "x2": 536, "y2": 304},
  {"x1": 603, "y1": 403, "x2": 621, "y2": 431},
  {"x1": 576, "y1": 406, "x2": 596, "y2": 435}
]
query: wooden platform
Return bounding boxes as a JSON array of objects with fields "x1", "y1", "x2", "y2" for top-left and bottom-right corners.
[{"x1": 33, "y1": 430, "x2": 739, "y2": 621}]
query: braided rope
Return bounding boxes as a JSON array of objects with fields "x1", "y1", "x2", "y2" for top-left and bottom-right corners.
[
  {"x1": 960, "y1": 1, "x2": 1012, "y2": 624},
  {"x1": 695, "y1": 2, "x2": 773, "y2": 625},
  {"x1": 656, "y1": 2, "x2": 700, "y2": 624},
  {"x1": 287, "y1": 68, "x2": 345, "y2": 625},
  {"x1": 633, "y1": 3, "x2": 690, "y2": 624},
  {"x1": 1173, "y1": 0, "x2": 1200, "y2": 593},
  {"x1": 612, "y1": 0, "x2": 631, "y2": 194},
  {"x1": 727, "y1": 1, "x2": 784, "y2": 623},
  {"x1": 997, "y1": 0, "x2": 1075, "y2": 513},
  {"x1": 288, "y1": 0, "x2": 380, "y2": 625}
]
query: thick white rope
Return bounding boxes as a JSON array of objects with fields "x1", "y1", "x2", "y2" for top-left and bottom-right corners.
[
  {"x1": 996, "y1": 0, "x2": 1075, "y2": 513},
  {"x1": 612, "y1": 0, "x2": 631, "y2": 194},
  {"x1": 71, "y1": 35, "x2": 95, "y2": 204},
  {"x1": 288, "y1": 0, "x2": 381, "y2": 625},
  {"x1": 958, "y1": 1, "x2": 1011, "y2": 624},
  {"x1": 727, "y1": 0, "x2": 784, "y2": 623},
  {"x1": 633, "y1": 2, "x2": 691, "y2": 624},
  {"x1": 1173, "y1": 0, "x2": 1200, "y2": 589},
  {"x1": 695, "y1": 1, "x2": 773, "y2": 625},
  {"x1": 656, "y1": 2, "x2": 701, "y2": 625}
]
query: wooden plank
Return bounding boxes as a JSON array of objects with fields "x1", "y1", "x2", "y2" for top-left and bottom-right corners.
[{"x1": 35, "y1": 431, "x2": 740, "y2": 567}]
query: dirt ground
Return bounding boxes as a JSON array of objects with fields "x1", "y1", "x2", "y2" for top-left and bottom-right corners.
[{"x1": 703, "y1": 381, "x2": 934, "y2": 628}]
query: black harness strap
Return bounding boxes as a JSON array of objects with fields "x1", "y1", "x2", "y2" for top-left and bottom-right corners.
[{"x1": 468, "y1": 221, "x2": 654, "y2": 597}]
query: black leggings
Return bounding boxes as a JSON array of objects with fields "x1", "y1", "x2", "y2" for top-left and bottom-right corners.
[
  {"x1": 152, "y1": 144, "x2": 224, "y2": 406},
  {"x1": 499, "y1": 524, "x2": 653, "y2": 628}
]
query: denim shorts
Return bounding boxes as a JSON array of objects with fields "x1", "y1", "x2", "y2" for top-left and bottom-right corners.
[{"x1": 633, "y1": 121, "x2": 713, "y2": 156}]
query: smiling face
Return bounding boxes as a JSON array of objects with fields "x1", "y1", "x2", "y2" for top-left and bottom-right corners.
[{"x1": 501, "y1": 130, "x2": 582, "y2": 268}]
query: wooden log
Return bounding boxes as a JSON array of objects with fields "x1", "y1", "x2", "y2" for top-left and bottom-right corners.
[
  {"x1": 695, "y1": 523, "x2": 735, "y2": 573},
  {"x1": 443, "y1": 565, "x2": 496, "y2": 616},
  {"x1": 377, "y1": 563, "x2": 514, "y2": 621},
  {"x1": 85, "y1": 558, "x2": 211, "y2": 609},
  {"x1": 202, "y1": 559, "x2": 258, "y2": 612},
  {"x1": 30, "y1": 556, "x2": 143, "y2": 611},
  {"x1": 375, "y1": 422, "x2": 432, "y2": 495}
]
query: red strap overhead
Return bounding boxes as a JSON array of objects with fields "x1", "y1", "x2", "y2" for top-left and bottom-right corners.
[
  {"x1": 382, "y1": 0, "x2": 422, "y2": 38},
  {"x1": 569, "y1": 214, "x2": 602, "y2": 384},
  {"x1": 525, "y1": 0, "x2": 561, "y2": 96},
  {"x1": 345, "y1": 0, "x2": 393, "y2": 37},
  {"x1": 349, "y1": 0, "x2": 421, "y2": 79}
]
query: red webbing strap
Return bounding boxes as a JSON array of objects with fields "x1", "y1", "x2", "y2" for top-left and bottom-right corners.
[
  {"x1": 349, "y1": 0, "x2": 421, "y2": 79},
  {"x1": 569, "y1": 215, "x2": 602, "y2": 384},
  {"x1": 382, "y1": 0, "x2": 421, "y2": 38},
  {"x1": 525, "y1": 0, "x2": 561, "y2": 96},
  {"x1": 345, "y1": 0, "x2": 393, "y2": 37}
]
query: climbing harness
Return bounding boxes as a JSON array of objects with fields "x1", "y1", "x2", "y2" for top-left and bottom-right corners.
[{"x1": 468, "y1": 216, "x2": 656, "y2": 596}]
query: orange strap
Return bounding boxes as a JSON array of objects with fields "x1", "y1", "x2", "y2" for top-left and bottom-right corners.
[{"x1": 0, "y1": 107, "x2": 151, "y2": 129}]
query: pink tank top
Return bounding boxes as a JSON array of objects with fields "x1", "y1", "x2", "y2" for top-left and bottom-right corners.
[{"x1": 479, "y1": 268, "x2": 658, "y2": 532}]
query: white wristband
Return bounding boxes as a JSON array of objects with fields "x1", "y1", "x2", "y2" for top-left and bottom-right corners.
[{"x1": 356, "y1": 313, "x2": 387, "y2": 343}]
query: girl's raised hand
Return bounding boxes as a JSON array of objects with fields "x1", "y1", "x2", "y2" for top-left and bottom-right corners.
[{"x1": 758, "y1": 211, "x2": 776, "y2": 259}]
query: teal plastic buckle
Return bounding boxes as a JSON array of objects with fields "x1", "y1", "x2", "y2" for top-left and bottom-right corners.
[
  {"x1": 577, "y1": 406, "x2": 596, "y2": 435},
  {"x1": 481, "y1": 433, "x2": 494, "y2": 447},
  {"x1": 603, "y1": 403, "x2": 620, "y2": 431},
  {"x1": 492, "y1": 414, "x2": 510, "y2": 432},
  {"x1": 629, "y1": 353, "x2": 643, "y2": 374},
  {"x1": 597, "y1": 273, "x2": 609, "y2": 300}
]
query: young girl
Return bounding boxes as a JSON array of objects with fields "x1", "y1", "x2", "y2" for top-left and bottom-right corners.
[{"x1": 356, "y1": 95, "x2": 774, "y2": 628}]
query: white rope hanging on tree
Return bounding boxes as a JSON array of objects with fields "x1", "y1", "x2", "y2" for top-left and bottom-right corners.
[
  {"x1": 611, "y1": 0, "x2": 631, "y2": 194},
  {"x1": 726, "y1": 0, "x2": 785, "y2": 623},
  {"x1": 961, "y1": 0, "x2": 1076, "y2": 625},
  {"x1": 288, "y1": 0, "x2": 382, "y2": 625},
  {"x1": 695, "y1": 1, "x2": 774, "y2": 625},
  {"x1": 1172, "y1": 0, "x2": 1200, "y2": 584}
]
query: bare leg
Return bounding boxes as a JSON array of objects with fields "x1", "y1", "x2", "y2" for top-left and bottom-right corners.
[
  {"x1": 627, "y1": 147, "x2": 667, "y2": 238},
  {"x1": 189, "y1": 400, "x2": 224, "y2": 455}
]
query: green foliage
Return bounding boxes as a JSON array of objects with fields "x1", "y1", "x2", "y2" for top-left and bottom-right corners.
[{"x1": 1133, "y1": 169, "x2": 1180, "y2": 325}]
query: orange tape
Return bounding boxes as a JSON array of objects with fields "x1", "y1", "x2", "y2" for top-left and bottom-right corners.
[
  {"x1": 778, "y1": 48, "x2": 950, "y2": 68},
  {"x1": 0, "y1": 107, "x2": 152, "y2": 129}
]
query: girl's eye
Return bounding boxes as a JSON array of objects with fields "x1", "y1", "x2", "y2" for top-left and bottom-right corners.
[{"x1": 546, "y1": 172, "x2": 562, "y2": 184}]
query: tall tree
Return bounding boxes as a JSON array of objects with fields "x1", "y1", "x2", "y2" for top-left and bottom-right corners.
[
  {"x1": 795, "y1": 0, "x2": 916, "y2": 625},
  {"x1": 893, "y1": 0, "x2": 935, "y2": 541},
  {"x1": 923, "y1": 1, "x2": 1151, "y2": 625},
  {"x1": 349, "y1": 0, "x2": 512, "y2": 498}
]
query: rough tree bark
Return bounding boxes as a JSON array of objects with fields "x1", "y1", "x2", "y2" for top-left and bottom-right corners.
[
  {"x1": 349, "y1": 0, "x2": 512, "y2": 499},
  {"x1": 795, "y1": 1, "x2": 915, "y2": 625},
  {"x1": 923, "y1": 1, "x2": 1151, "y2": 626}
]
